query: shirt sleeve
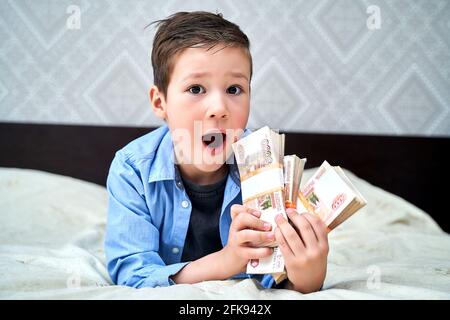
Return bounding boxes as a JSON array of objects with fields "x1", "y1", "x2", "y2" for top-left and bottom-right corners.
[
  {"x1": 260, "y1": 274, "x2": 276, "y2": 288},
  {"x1": 104, "y1": 151, "x2": 188, "y2": 288}
]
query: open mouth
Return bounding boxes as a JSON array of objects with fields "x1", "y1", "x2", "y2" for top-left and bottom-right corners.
[{"x1": 202, "y1": 132, "x2": 226, "y2": 154}]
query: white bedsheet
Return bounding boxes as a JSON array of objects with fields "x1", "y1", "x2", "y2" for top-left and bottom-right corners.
[{"x1": 0, "y1": 167, "x2": 449, "y2": 299}]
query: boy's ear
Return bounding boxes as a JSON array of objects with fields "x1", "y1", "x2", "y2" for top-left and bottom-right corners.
[{"x1": 149, "y1": 85, "x2": 167, "y2": 120}]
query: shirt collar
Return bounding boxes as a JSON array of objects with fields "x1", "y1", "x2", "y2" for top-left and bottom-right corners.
[{"x1": 148, "y1": 126, "x2": 176, "y2": 183}]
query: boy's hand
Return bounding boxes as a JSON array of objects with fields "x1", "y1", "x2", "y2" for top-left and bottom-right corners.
[
  {"x1": 275, "y1": 208, "x2": 329, "y2": 293},
  {"x1": 221, "y1": 204, "x2": 275, "y2": 276}
]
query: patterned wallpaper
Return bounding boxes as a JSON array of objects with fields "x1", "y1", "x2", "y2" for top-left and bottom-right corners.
[{"x1": 0, "y1": 0, "x2": 449, "y2": 136}]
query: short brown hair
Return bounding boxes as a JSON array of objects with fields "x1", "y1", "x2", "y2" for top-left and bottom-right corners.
[{"x1": 149, "y1": 11, "x2": 252, "y2": 97}]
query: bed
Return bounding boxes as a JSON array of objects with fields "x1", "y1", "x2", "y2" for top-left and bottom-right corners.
[{"x1": 0, "y1": 123, "x2": 449, "y2": 299}]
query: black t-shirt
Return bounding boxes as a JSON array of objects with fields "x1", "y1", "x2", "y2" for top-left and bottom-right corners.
[{"x1": 180, "y1": 173, "x2": 228, "y2": 262}]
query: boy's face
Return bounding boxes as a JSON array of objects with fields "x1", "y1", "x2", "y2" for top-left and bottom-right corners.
[{"x1": 150, "y1": 45, "x2": 251, "y2": 183}]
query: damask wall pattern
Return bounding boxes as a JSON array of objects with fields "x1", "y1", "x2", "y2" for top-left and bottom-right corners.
[{"x1": 0, "y1": 0, "x2": 449, "y2": 136}]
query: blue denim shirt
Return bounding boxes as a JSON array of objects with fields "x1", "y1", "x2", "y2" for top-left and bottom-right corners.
[{"x1": 105, "y1": 125, "x2": 275, "y2": 289}]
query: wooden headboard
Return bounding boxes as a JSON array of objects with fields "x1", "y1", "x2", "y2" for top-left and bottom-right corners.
[{"x1": 1, "y1": 122, "x2": 448, "y2": 232}]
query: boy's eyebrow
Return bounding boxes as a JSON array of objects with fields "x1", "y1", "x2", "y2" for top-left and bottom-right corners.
[
  {"x1": 226, "y1": 71, "x2": 249, "y2": 81},
  {"x1": 182, "y1": 72, "x2": 210, "y2": 82},
  {"x1": 181, "y1": 71, "x2": 249, "y2": 82}
]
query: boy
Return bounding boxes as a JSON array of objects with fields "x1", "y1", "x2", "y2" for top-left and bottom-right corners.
[{"x1": 105, "y1": 11, "x2": 329, "y2": 293}]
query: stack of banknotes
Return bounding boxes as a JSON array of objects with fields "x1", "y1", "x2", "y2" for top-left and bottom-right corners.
[{"x1": 232, "y1": 126, "x2": 367, "y2": 283}]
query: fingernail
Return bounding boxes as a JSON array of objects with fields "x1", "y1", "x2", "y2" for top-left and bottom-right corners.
[
  {"x1": 286, "y1": 208, "x2": 296, "y2": 214},
  {"x1": 263, "y1": 223, "x2": 271, "y2": 230},
  {"x1": 252, "y1": 210, "x2": 261, "y2": 217},
  {"x1": 275, "y1": 214, "x2": 283, "y2": 222}
]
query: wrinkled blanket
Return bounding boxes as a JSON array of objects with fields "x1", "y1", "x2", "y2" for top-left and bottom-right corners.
[{"x1": 1, "y1": 167, "x2": 449, "y2": 299}]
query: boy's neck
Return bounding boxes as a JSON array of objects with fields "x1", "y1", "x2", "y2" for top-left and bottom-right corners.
[{"x1": 177, "y1": 164, "x2": 229, "y2": 186}]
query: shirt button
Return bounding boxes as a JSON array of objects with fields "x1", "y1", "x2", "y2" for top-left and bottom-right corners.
[
  {"x1": 172, "y1": 247, "x2": 179, "y2": 254},
  {"x1": 181, "y1": 200, "x2": 189, "y2": 208}
]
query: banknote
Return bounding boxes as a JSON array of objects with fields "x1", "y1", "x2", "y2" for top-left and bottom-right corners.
[
  {"x1": 297, "y1": 161, "x2": 367, "y2": 230},
  {"x1": 232, "y1": 126, "x2": 286, "y2": 274},
  {"x1": 271, "y1": 155, "x2": 306, "y2": 283},
  {"x1": 283, "y1": 155, "x2": 307, "y2": 209},
  {"x1": 233, "y1": 127, "x2": 367, "y2": 280}
]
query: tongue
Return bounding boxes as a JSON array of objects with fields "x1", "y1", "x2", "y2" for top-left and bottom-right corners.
[{"x1": 203, "y1": 133, "x2": 224, "y2": 149}]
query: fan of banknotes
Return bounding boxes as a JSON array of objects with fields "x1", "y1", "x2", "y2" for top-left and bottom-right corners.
[{"x1": 232, "y1": 126, "x2": 367, "y2": 283}]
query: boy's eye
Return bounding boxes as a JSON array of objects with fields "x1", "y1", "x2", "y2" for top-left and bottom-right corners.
[
  {"x1": 227, "y1": 85, "x2": 242, "y2": 95},
  {"x1": 188, "y1": 85, "x2": 205, "y2": 94}
]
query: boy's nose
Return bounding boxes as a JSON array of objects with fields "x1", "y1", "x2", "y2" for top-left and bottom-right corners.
[{"x1": 205, "y1": 92, "x2": 229, "y2": 119}]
